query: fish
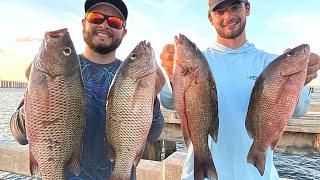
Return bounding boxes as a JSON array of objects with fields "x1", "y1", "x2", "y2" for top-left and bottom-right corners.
[
  {"x1": 105, "y1": 40, "x2": 165, "y2": 180},
  {"x1": 172, "y1": 34, "x2": 219, "y2": 180},
  {"x1": 24, "y1": 28, "x2": 85, "y2": 180},
  {"x1": 245, "y1": 44, "x2": 310, "y2": 176}
]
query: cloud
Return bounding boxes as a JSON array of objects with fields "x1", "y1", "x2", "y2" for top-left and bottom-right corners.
[{"x1": 15, "y1": 36, "x2": 42, "y2": 43}]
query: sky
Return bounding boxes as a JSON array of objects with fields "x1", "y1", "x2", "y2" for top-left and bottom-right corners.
[{"x1": 0, "y1": 0, "x2": 319, "y2": 85}]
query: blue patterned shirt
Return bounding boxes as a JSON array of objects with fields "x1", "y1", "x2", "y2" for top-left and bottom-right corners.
[{"x1": 66, "y1": 54, "x2": 164, "y2": 180}]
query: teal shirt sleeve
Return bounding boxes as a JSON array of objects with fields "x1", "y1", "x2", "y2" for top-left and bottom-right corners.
[
  {"x1": 292, "y1": 86, "x2": 311, "y2": 117},
  {"x1": 159, "y1": 79, "x2": 175, "y2": 110}
]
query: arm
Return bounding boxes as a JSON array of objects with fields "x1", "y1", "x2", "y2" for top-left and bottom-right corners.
[
  {"x1": 10, "y1": 98, "x2": 28, "y2": 145},
  {"x1": 159, "y1": 44, "x2": 175, "y2": 110},
  {"x1": 159, "y1": 80, "x2": 175, "y2": 110},
  {"x1": 146, "y1": 97, "x2": 165, "y2": 141},
  {"x1": 292, "y1": 86, "x2": 311, "y2": 117}
]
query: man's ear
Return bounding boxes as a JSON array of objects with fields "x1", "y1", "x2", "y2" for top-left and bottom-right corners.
[
  {"x1": 82, "y1": 19, "x2": 86, "y2": 29},
  {"x1": 208, "y1": 13, "x2": 214, "y2": 26},
  {"x1": 122, "y1": 28, "x2": 127, "y2": 38},
  {"x1": 245, "y1": 3, "x2": 251, "y2": 16}
]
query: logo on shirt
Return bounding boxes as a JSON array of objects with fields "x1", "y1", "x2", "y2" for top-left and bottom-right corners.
[{"x1": 248, "y1": 75, "x2": 258, "y2": 80}]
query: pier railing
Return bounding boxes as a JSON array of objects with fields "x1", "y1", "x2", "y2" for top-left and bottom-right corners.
[{"x1": 0, "y1": 80, "x2": 27, "y2": 88}]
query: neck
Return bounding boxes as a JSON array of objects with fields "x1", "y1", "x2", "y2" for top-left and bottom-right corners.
[
  {"x1": 217, "y1": 31, "x2": 247, "y2": 49},
  {"x1": 83, "y1": 46, "x2": 117, "y2": 64}
]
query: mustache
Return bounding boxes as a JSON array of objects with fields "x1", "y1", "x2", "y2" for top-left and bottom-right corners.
[
  {"x1": 222, "y1": 18, "x2": 240, "y2": 26},
  {"x1": 94, "y1": 30, "x2": 113, "y2": 38}
]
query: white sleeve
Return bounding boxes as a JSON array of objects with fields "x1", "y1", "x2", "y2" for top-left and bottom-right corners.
[
  {"x1": 181, "y1": 145, "x2": 195, "y2": 180},
  {"x1": 159, "y1": 79, "x2": 175, "y2": 110},
  {"x1": 292, "y1": 86, "x2": 311, "y2": 117}
]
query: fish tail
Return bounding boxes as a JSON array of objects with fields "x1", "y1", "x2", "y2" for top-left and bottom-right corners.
[
  {"x1": 109, "y1": 164, "x2": 135, "y2": 180},
  {"x1": 247, "y1": 143, "x2": 267, "y2": 176},
  {"x1": 109, "y1": 173, "x2": 131, "y2": 180},
  {"x1": 194, "y1": 151, "x2": 217, "y2": 180},
  {"x1": 69, "y1": 140, "x2": 83, "y2": 176}
]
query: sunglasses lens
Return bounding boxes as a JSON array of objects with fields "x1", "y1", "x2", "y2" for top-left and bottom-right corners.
[
  {"x1": 107, "y1": 17, "x2": 123, "y2": 29},
  {"x1": 86, "y1": 12, "x2": 105, "y2": 24}
]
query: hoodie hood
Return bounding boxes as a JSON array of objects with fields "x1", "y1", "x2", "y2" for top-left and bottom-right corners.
[{"x1": 209, "y1": 41, "x2": 256, "y2": 55}]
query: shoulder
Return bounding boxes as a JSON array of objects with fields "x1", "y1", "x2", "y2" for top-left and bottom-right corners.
[
  {"x1": 203, "y1": 43, "x2": 279, "y2": 67},
  {"x1": 254, "y1": 48, "x2": 278, "y2": 67}
]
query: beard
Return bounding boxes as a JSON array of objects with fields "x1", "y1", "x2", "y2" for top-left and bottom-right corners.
[
  {"x1": 216, "y1": 18, "x2": 246, "y2": 39},
  {"x1": 83, "y1": 29, "x2": 122, "y2": 54}
]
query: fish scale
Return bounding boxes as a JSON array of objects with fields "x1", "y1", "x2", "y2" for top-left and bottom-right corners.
[
  {"x1": 25, "y1": 28, "x2": 85, "y2": 180},
  {"x1": 173, "y1": 34, "x2": 219, "y2": 180},
  {"x1": 106, "y1": 41, "x2": 164, "y2": 180}
]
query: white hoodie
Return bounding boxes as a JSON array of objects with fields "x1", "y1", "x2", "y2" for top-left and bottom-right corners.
[{"x1": 160, "y1": 41, "x2": 310, "y2": 180}]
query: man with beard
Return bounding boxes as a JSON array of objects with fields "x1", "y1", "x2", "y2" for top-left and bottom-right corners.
[
  {"x1": 159, "y1": 0, "x2": 320, "y2": 179},
  {"x1": 10, "y1": 0, "x2": 164, "y2": 179}
]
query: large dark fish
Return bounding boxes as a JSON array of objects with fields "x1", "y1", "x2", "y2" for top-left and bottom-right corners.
[
  {"x1": 25, "y1": 28, "x2": 85, "y2": 180},
  {"x1": 173, "y1": 34, "x2": 219, "y2": 180},
  {"x1": 245, "y1": 44, "x2": 310, "y2": 176},
  {"x1": 106, "y1": 41, "x2": 165, "y2": 180}
]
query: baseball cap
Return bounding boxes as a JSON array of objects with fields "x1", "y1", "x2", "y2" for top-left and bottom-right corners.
[
  {"x1": 208, "y1": 0, "x2": 248, "y2": 12},
  {"x1": 85, "y1": 0, "x2": 128, "y2": 20}
]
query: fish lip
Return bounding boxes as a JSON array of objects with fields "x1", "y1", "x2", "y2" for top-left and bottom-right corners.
[{"x1": 174, "y1": 34, "x2": 186, "y2": 47}]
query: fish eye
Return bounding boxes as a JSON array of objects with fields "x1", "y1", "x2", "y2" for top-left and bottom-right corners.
[
  {"x1": 286, "y1": 51, "x2": 293, "y2": 57},
  {"x1": 131, "y1": 53, "x2": 138, "y2": 60},
  {"x1": 189, "y1": 43, "x2": 196, "y2": 50},
  {"x1": 63, "y1": 47, "x2": 72, "y2": 56}
]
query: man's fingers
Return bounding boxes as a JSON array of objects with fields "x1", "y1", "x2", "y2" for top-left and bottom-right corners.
[
  {"x1": 305, "y1": 73, "x2": 318, "y2": 85},
  {"x1": 162, "y1": 44, "x2": 175, "y2": 53},
  {"x1": 309, "y1": 53, "x2": 320, "y2": 65},
  {"x1": 307, "y1": 64, "x2": 319, "y2": 75},
  {"x1": 160, "y1": 53, "x2": 174, "y2": 63}
]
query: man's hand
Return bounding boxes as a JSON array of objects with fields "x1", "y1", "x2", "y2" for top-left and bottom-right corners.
[
  {"x1": 160, "y1": 44, "x2": 175, "y2": 82},
  {"x1": 284, "y1": 48, "x2": 320, "y2": 85},
  {"x1": 305, "y1": 53, "x2": 320, "y2": 85}
]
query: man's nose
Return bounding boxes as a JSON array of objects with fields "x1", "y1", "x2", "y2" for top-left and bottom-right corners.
[{"x1": 98, "y1": 19, "x2": 111, "y2": 29}]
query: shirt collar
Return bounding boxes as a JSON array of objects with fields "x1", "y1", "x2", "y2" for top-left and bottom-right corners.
[{"x1": 210, "y1": 41, "x2": 255, "y2": 54}]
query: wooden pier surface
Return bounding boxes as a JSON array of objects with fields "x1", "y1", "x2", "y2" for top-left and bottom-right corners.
[
  {"x1": 159, "y1": 107, "x2": 320, "y2": 155},
  {"x1": 0, "y1": 80, "x2": 27, "y2": 88}
]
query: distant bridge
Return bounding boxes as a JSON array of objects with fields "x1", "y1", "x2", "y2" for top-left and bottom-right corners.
[{"x1": 0, "y1": 80, "x2": 27, "y2": 88}]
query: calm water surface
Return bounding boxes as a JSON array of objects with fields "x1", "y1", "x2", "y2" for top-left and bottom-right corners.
[{"x1": 0, "y1": 88, "x2": 319, "y2": 179}]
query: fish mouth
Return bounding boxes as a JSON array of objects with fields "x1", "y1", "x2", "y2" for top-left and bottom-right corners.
[
  {"x1": 174, "y1": 33, "x2": 186, "y2": 45},
  {"x1": 302, "y1": 44, "x2": 310, "y2": 55},
  {"x1": 288, "y1": 44, "x2": 310, "y2": 57},
  {"x1": 45, "y1": 28, "x2": 68, "y2": 38}
]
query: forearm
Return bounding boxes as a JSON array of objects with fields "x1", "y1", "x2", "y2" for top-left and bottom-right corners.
[
  {"x1": 292, "y1": 86, "x2": 311, "y2": 117},
  {"x1": 159, "y1": 80, "x2": 175, "y2": 110},
  {"x1": 147, "y1": 97, "x2": 164, "y2": 141}
]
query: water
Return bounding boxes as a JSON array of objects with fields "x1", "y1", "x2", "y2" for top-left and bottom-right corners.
[{"x1": 0, "y1": 88, "x2": 319, "y2": 179}]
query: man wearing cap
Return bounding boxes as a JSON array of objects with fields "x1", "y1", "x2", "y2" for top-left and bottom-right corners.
[
  {"x1": 160, "y1": 0, "x2": 320, "y2": 179},
  {"x1": 10, "y1": 0, "x2": 164, "y2": 179}
]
